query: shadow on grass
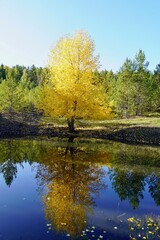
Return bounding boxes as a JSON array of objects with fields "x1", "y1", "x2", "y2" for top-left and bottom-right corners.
[{"x1": 0, "y1": 116, "x2": 160, "y2": 145}]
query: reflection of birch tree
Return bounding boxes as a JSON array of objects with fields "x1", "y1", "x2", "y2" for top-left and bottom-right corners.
[{"x1": 37, "y1": 138, "x2": 106, "y2": 237}]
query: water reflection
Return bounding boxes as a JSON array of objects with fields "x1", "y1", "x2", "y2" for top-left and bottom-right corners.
[
  {"x1": 108, "y1": 145, "x2": 160, "y2": 209},
  {"x1": 0, "y1": 140, "x2": 23, "y2": 186},
  {"x1": 36, "y1": 137, "x2": 106, "y2": 237},
  {"x1": 0, "y1": 160, "x2": 18, "y2": 186},
  {"x1": 108, "y1": 167, "x2": 146, "y2": 209},
  {"x1": 0, "y1": 139, "x2": 42, "y2": 186},
  {"x1": 0, "y1": 138, "x2": 159, "y2": 238},
  {"x1": 147, "y1": 173, "x2": 160, "y2": 206}
]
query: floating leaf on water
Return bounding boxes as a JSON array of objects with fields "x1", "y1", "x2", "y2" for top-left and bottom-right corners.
[
  {"x1": 148, "y1": 218, "x2": 154, "y2": 222},
  {"x1": 47, "y1": 223, "x2": 52, "y2": 227},
  {"x1": 147, "y1": 223, "x2": 152, "y2": 226},
  {"x1": 128, "y1": 217, "x2": 134, "y2": 223}
]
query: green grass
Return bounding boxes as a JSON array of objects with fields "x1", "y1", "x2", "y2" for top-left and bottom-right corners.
[
  {"x1": 40, "y1": 116, "x2": 160, "y2": 130},
  {"x1": 85, "y1": 117, "x2": 160, "y2": 128},
  {"x1": 1, "y1": 112, "x2": 160, "y2": 130}
]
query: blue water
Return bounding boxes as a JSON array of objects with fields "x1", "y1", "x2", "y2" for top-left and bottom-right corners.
[{"x1": 0, "y1": 138, "x2": 159, "y2": 240}]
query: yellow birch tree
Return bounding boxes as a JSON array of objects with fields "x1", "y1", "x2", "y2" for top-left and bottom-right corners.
[{"x1": 38, "y1": 31, "x2": 112, "y2": 132}]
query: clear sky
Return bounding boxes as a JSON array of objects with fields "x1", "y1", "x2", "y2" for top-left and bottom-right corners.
[{"x1": 0, "y1": 0, "x2": 160, "y2": 72}]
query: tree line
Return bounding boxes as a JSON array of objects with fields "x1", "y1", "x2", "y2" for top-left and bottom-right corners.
[
  {"x1": 94, "y1": 50, "x2": 160, "y2": 117},
  {"x1": 0, "y1": 64, "x2": 49, "y2": 117},
  {"x1": 0, "y1": 48, "x2": 159, "y2": 120}
]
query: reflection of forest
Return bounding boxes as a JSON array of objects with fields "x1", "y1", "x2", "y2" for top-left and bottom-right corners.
[
  {"x1": 108, "y1": 144, "x2": 160, "y2": 209},
  {"x1": 0, "y1": 138, "x2": 159, "y2": 220},
  {"x1": 0, "y1": 139, "x2": 44, "y2": 186}
]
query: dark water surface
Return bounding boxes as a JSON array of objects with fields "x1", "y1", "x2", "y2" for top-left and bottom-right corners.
[{"x1": 0, "y1": 138, "x2": 160, "y2": 240}]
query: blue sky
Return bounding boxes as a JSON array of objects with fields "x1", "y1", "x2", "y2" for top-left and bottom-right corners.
[{"x1": 0, "y1": 0, "x2": 160, "y2": 72}]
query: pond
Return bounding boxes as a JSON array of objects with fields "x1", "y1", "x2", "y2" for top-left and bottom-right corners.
[{"x1": 0, "y1": 138, "x2": 160, "y2": 240}]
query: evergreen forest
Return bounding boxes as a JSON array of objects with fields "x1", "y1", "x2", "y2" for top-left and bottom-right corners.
[{"x1": 0, "y1": 50, "x2": 160, "y2": 119}]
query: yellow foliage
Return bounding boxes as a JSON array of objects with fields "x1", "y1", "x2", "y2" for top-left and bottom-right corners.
[
  {"x1": 43, "y1": 181, "x2": 87, "y2": 237},
  {"x1": 37, "y1": 141, "x2": 108, "y2": 237},
  {"x1": 38, "y1": 31, "x2": 112, "y2": 129},
  {"x1": 128, "y1": 217, "x2": 135, "y2": 223}
]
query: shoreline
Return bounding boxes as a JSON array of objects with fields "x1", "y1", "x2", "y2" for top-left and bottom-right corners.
[{"x1": 0, "y1": 119, "x2": 159, "y2": 145}]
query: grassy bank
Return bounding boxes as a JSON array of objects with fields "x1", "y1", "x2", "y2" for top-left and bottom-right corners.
[
  {"x1": 40, "y1": 115, "x2": 160, "y2": 130},
  {"x1": 40, "y1": 116, "x2": 160, "y2": 145},
  {"x1": 0, "y1": 114, "x2": 160, "y2": 145}
]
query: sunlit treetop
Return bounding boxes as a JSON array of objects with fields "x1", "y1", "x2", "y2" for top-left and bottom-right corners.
[{"x1": 49, "y1": 31, "x2": 99, "y2": 85}]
